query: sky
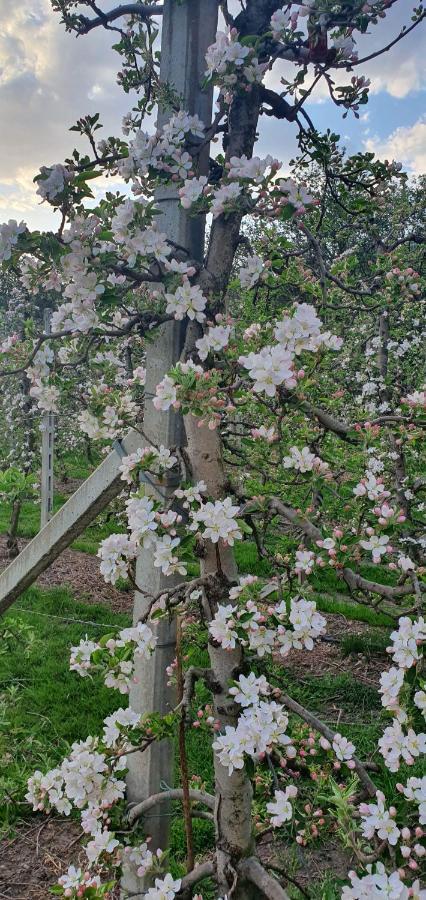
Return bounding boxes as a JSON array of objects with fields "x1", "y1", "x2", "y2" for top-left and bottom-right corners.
[{"x1": 0, "y1": 0, "x2": 425, "y2": 231}]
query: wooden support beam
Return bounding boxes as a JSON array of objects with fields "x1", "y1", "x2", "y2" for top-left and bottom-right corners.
[{"x1": 0, "y1": 429, "x2": 142, "y2": 617}]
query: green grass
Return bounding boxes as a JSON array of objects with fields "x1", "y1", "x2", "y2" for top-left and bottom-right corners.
[{"x1": 0, "y1": 586, "x2": 130, "y2": 832}]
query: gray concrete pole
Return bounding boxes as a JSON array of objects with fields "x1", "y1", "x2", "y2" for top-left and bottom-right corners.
[
  {"x1": 40, "y1": 309, "x2": 55, "y2": 530},
  {"x1": 122, "y1": 2, "x2": 218, "y2": 895}
]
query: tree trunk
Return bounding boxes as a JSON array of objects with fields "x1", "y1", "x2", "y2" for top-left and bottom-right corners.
[
  {"x1": 184, "y1": 411, "x2": 257, "y2": 899},
  {"x1": 7, "y1": 500, "x2": 21, "y2": 558}
]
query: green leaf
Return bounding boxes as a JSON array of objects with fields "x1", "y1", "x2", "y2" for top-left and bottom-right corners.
[{"x1": 237, "y1": 519, "x2": 253, "y2": 535}]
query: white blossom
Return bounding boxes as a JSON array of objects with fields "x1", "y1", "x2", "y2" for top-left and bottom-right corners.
[
  {"x1": 266, "y1": 786, "x2": 297, "y2": 827},
  {"x1": 179, "y1": 176, "x2": 208, "y2": 209},
  {"x1": 229, "y1": 673, "x2": 269, "y2": 707},
  {"x1": 190, "y1": 497, "x2": 242, "y2": 545},
  {"x1": 196, "y1": 324, "x2": 231, "y2": 360},
  {"x1": 332, "y1": 733, "x2": 355, "y2": 762},
  {"x1": 165, "y1": 282, "x2": 207, "y2": 323},
  {"x1": 360, "y1": 791, "x2": 400, "y2": 846},
  {"x1": 239, "y1": 345, "x2": 296, "y2": 396}
]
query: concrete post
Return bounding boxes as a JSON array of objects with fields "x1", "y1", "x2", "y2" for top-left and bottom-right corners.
[
  {"x1": 122, "y1": 3, "x2": 218, "y2": 895},
  {"x1": 40, "y1": 310, "x2": 55, "y2": 529}
]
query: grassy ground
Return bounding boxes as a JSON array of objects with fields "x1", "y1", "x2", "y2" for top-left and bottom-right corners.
[{"x1": 0, "y1": 458, "x2": 419, "y2": 898}]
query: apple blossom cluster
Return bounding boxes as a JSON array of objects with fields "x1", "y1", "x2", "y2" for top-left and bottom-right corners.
[
  {"x1": 144, "y1": 875, "x2": 182, "y2": 899},
  {"x1": 332, "y1": 733, "x2": 355, "y2": 763},
  {"x1": 342, "y1": 863, "x2": 422, "y2": 900},
  {"x1": 266, "y1": 784, "x2": 297, "y2": 828},
  {"x1": 153, "y1": 359, "x2": 228, "y2": 430},
  {"x1": 209, "y1": 587, "x2": 326, "y2": 658},
  {"x1": 49, "y1": 240, "x2": 106, "y2": 334},
  {"x1": 57, "y1": 865, "x2": 102, "y2": 896},
  {"x1": 239, "y1": 303, "x2": 341, "y2": 397},
  {"x1": 78, "y1": 387, "x2": 138, "y2": 441},
  {"x1": 0, "y1": 333, "x2": 18, "y2": 354},
  {"x1": 70, "y1": 621, "x2": 157, "y2": 693},
  {"x1": 119, "y1": 445, "x2": 177, "y2": 483},
  {"x1": 294, "y1": 549, "x2": 317, "y2": 575},
  {"x1": 195, "y1": 323, "x2": 232, "y2": 361},
  {"x1": 26, "y1": 734, "x2": 126, "y2": 834},
  {"x1": 26, "y1": 344, "x2": 60, "y2": 413},
  {"x1": 266, "y1": 785, "x2": 298, "y2": 827},
  {"x1": 385, "y1": 266, "x2": 421, "y2": 300},
  {"x1": 122, "y1": 841, "x2": 163, "y2": 880},
  {"x1": 359, "y1": 531, "x2": 391, "y2": 564},
  {"x1": 282, "y1": 445, "x2": 329, "y2": 475},
  {"x1": 239, "y1": 344, "x2": 296, "y2": 397},
  {"x1": 229, "y1": 672, "x2": 270, "y2": 707},
  {"x1": 35, "y1": 163, "x2": 74, "y2": 203},
  {"x1": 403, "y1": 390, "x2": 426, "y2": 410},
  {"x1": 205, "y1": 29, "x2": 267, "y2": 90},
  {"x1": 165, "y1": 281, "x2": 207, "y2": 323},
  {"x1": 400, "y1": 777, "x2": 426, "y2": 827},
  {"x1": 353, "y1": 471, "x2": 390, "y2": 502},
  {"x1": 377, "y1": 616, "x2": 426, "y2": 773},
  {"x1": 118, "y1": 109, "x2": 205, "y2": 184},
  {"x1": 378, "y1": 718, "x2": 426, "y2": 774},
  {"x1": 189, "y1": 497, "x2": 242, "y2": 546},
  {"x1": 359, "y1": 791, "x2": 401, "y2": 847},
  {"x1": 251, "y1": 425, "x2": 277, "y2": 443},
  {"x1": 213, "y1": 699, "x2": 296, "y2": 775},
  {"x1": 238, "y1": 254, "x2": 264, "y2": 289},
  {"x1": 0, "y1": 219, "x2": 26, "y2": 263},
  {"x1": 153, "y1": 360, "x2": 208, "y2": 411},
  {"x1": 97, "y1": 533, "x2": 138, "y2": 585}
]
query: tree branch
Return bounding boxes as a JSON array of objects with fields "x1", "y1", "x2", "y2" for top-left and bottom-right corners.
[
  {"x1": 76, "y1": 2, "x2": 163, "y2": 34},
  {"x1": 127, "y1": 788, "x2": 215, "y2": 827},
  {"x1": 239, "y1": 857, "x2": 291, "y2": 900},
  {"x1": 268, "y1": 498, "x2": 322, "y2": 542},
  {"x1": 342, "y1": 568, "x2": 422, "y2": 601},
  {"x1": 277, "y1": 691, "x2": 377, "y2": 797},
  {"x1": 177, "y1": 860, "x2": 216, "y2": 893},
  {"x1": 334, "y1": 12, "x2": 426, "y2": 70}
]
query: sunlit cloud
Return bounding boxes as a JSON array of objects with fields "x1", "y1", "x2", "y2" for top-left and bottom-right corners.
[{"x1": 364, "y1": 117, "x2": 426, "y2": 175}]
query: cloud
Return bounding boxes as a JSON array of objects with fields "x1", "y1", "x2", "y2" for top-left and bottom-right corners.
[
  {"x1": 364, "y1": 117, "x2": 426, "y2": 175},
  {"x1": 0, "y1": 0, "x2": 128, "y2": 226}
]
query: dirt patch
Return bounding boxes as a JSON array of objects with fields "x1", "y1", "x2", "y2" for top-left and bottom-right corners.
[
  {"x1": 0, "y1": 817, "x2": 119, "y2": 899},
  {"x1": 55, "y1": 477, "x2": 85, "y2": 497},
  {"x1": 0, "y1": 536, "x2": 132, "y2": 615},
  {"x1": 0, "y1": 817, "x2": 84, "y2": 899},
  {"x1": 259, "y1": 833, "x2": 354, "y2": 895},
  {"x1": 280, "y1": 612, "x2": 387, "y2": 689}
]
